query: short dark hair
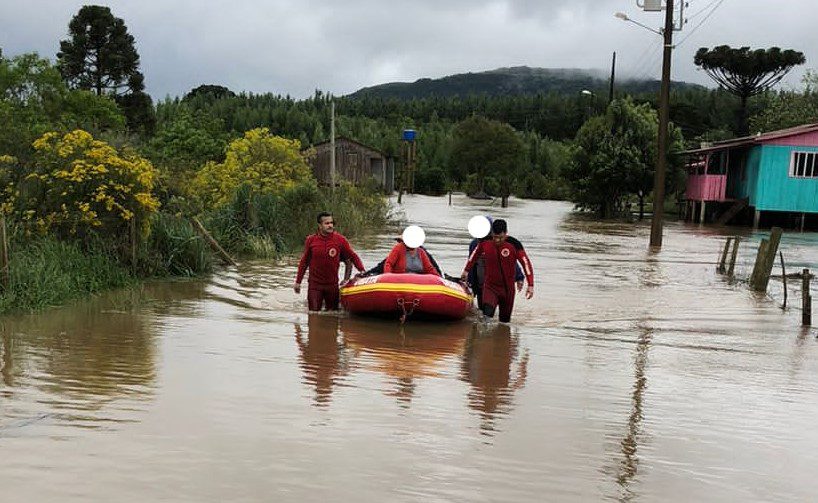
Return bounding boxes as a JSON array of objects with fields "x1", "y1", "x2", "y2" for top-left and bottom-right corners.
[
  {"x1": 317, "y1": 212, "x2": 333, "y2": 224},
  {"x1": 492, "y1": 219, "x2": 508, "y2": 234}
]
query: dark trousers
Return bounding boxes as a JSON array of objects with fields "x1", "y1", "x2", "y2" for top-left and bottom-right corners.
[
  {"x1": 480, "y1": 286, "x2": 515, "y2": 323},
  {"x1": 308, "y1": 284, "x2": 339, "y2": 311}
]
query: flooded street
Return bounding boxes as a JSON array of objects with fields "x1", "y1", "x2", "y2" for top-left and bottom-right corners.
[{"x1": 3, "y1": 194, "x2": 818, "y2": 501}]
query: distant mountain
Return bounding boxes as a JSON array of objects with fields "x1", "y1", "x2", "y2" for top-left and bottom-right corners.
[{"x1": 348, "y1": 66, "x2": 704, "y2": 100}]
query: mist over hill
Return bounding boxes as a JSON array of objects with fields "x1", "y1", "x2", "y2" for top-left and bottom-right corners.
[{"x1": 348, "y1": 66, "x2": 703, "y2": 99}]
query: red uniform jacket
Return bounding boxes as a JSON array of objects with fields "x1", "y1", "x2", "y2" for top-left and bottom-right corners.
[
  {"x1": 463, "y1": 237, "x2": 534, "y2": 294},
  {"x1": 296, "y1": 232, "x2": 364, "y2": 286},
  {"x1": 383, "y1": 243, "x2": 439, "y2": 275}
]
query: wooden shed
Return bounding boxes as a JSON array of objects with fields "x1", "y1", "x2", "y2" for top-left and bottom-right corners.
[{"x1": 306, "y1": 136, "x2": 395, "y2": 192}]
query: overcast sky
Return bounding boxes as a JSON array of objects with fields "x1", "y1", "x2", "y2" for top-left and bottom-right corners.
[{"x1": 1, "y1": 0, "x2": 815, "y2": 100}]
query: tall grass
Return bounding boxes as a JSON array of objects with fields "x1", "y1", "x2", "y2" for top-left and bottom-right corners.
[
  {"x1": 0, "y1": 237, "x2": 133, "y2": 313},
  {"x1": 205, "y1": 180, "x2": 389, "y2": 256},
  {"x1": 143, "y1": 213, "x2": 213, "y2": 276}
]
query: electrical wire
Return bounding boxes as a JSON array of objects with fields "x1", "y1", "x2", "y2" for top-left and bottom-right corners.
[
  {"x1": 676, "y1": 0, "x2": 728, "y2": 47},
  {"x1": 686, "y1": 0, "x2": 721, "y2": 20}
]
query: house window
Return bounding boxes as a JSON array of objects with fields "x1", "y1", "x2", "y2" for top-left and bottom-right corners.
[
  {"x1": 790, "y1": 151, "x2": 818, "y2": 178},
  {"x1": 347, "y1": 152, "x2": 359, "y2": 167}
]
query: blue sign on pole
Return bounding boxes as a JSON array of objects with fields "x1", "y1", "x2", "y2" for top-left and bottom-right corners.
[{"x1": 402, "y1": 129, "x2": 417, "y2": 142}]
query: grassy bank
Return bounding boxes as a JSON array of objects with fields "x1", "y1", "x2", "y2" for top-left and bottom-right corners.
[
  {"x1": 0, "y1": 237, "x2": 134, "y2": 313},
  {"x1": 0, "y1": 182, "x2": 390, "y2": 315}
]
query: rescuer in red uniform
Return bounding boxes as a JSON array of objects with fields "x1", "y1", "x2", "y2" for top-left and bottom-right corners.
[
  {"x1": 461, "y1": 219, "x2": 534, "y2": 323},
  {"x1": 294, "y1": 212, "x2": 365, "y2": 311}
]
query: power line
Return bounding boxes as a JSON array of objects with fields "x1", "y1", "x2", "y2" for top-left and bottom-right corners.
[
  {"x1": 686, "y1": 0, "x2": 721, "y2": 20},
  {"x1": 634, "y1": 42, "x2": 664, "y2": 82},
  {"x1": 677, "y1": 0, "x2": 728, "y2": 47},
  {"x1": 625, "y1": 39, "x2": 659, "y2": 78}
]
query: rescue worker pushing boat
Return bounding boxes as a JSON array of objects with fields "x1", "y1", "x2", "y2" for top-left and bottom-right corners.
[
  {"x1": 461, "y1": 219, "x2": 534, "y2": 323},
  {"x1": 294, "y1": 212, "x2": 366, "y2": 311}
]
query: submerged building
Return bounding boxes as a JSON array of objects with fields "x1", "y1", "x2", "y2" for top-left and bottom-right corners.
[{"x1": 683, "y1": 123, "x2": 818, "y2": 229}]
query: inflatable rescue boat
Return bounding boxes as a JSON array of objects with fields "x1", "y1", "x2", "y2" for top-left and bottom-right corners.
[{"x1": 340, "y1": 273, "x2": 473, "y2": 320}]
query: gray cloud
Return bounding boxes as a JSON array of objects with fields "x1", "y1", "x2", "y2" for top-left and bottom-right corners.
[{"x1": 0, "y1": 0, "x2": 815, "y2": 99}]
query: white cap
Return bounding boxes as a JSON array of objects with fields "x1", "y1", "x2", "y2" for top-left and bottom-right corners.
[
  {"x1": 402, "y1": 225, "x2": 426, "y2": 249},
  {"x1": 467, "y1": 215, "x2": 491, "y2": 239}
]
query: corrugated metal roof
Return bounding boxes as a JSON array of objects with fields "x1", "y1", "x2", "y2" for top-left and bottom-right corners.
[{"x1": 683, "y1": 123, "x2": 818, "y2": 155}]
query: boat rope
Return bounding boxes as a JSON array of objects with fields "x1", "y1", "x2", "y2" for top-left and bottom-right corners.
[{"x1": 397, "y1": 298, "x2": 420, "y2": 324}]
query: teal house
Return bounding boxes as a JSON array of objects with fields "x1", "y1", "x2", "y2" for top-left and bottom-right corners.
[{"x1": 683, "y1": 124, "x2": 818, "y2": 228}]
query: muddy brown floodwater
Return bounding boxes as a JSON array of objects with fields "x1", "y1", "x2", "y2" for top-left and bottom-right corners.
[{"x1": 3, "y1": 194, "x2": 818, "y2": 501}]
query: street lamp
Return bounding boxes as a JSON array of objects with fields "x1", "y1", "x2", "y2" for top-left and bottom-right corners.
[
  {"x1": 580, "y1": 89, "x2": 594, "y2": 120},
  {"x1": 614, "y1": 12, "x2": 662, "y2": 36}
]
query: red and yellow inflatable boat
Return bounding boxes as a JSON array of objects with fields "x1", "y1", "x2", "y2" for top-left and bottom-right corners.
[{"x1": 340, "y1": 273, "x2": 473, "y2": 320}]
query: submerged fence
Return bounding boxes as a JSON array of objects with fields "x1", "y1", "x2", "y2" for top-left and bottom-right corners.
[{"x1": 716, "y1": 226, "x2": 812, "y2": 326}]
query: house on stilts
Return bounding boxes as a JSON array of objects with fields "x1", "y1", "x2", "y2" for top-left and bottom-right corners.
[{"x1": 682, "y1": 123, "x2": 818, "y2": 229}]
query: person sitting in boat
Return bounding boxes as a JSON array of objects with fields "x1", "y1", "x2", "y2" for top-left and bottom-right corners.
[
  {"x1": 383, "y1": 225, "x2": 440, "y2": 276},
  {"x1": 360, "y1": 237, "x2": 442, "y2": 277}
]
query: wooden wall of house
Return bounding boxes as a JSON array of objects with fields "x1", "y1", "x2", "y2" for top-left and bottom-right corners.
[
  {"x1": 308, "y1": 139, "x2": 393, "y2": 191},
  {"x1": 754, "y1": 145, "x2": 818, "y2": 212},
  {"x1": 730, "y1": 146, "x2": 762, "y2": 205}
]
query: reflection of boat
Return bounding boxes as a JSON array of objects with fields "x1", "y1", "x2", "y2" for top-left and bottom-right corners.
[
  {"x1": 341, "y1": 317, "x2": 472, "y2": 380},
  {"x1": 340, "y1": 273, "x2": 473, "y2": 320}
]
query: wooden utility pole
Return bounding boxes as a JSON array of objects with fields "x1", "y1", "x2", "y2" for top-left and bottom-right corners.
[
  {"x1": 648, "y1": 0, "x2": 675, "y2": 250},
  {"x1": 609, "y1": 51, "x2": 616, "y2": 104},
  {"x1": 330, "y1": 100, "x2": 336, "y2": 193}
]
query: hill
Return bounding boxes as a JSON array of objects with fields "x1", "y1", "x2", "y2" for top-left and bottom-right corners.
[{"x1": 348, "y1": 66, "x2": 704, "y2": 99}]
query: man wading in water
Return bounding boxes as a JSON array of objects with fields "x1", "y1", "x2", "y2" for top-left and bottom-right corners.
[
  {"x1": 294, "y1": 212, "x2": 365, "y2": 311},
  {"x1": 461, "y1": 219, "x2": 534, "y2": 323}
]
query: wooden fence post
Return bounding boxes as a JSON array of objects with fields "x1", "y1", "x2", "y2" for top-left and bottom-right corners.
[
  {"x1": 780, "y1": 251, "x2": 787, "y2": 309},
  {"x1": 750, "y1": 239, "x2": 769, "y2": 288},
  {"x1": 130, "y1": 217, "x2": 138, "y2": 276},
  {"x1": 718, "y1": 237, "x2": 732, "y2": 273},
  {"x1": 0, "y1": 215, "x2": 8, "y2": 290},
  {"x1": 750, "y1": 227, "x2": 783, "y2": 292},
  {"x1": 803, "y1": 268, "x2": 812, "y2": 326},
  {"x1": 727, "y1": 236, "x2": 741, "y2": 277}
]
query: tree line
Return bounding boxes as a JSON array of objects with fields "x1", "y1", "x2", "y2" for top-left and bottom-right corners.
[{"x1": 2, "y1": 5, "x2": 816, "y2": 220}]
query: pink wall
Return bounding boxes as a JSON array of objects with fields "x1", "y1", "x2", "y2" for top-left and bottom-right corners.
[
  {"x1": 686, "y1": 174, "x2": 727, "y2": 201},
  {"x1": 764, "y1": 131, "x2": 818, "y2": 147}
]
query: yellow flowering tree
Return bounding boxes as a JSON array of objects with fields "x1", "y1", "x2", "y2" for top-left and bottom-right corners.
[
  {"x1": 0, "y1": 155, "x2": 17, "y2": 215},
  {"x1": 192, "y1": 127, "x2": 314, "y2": 208},
  {"x1": 10, "y1": 129, "x2": 160, "y2": 237}
]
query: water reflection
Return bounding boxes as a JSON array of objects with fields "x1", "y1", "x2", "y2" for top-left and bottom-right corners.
[
  {"x1": 343, "y1": 318, "x2": 470, "y2": 407},
  {"x1": 294, "y1": 315, "x2": 473, "y2": 408},
  {"x1": 0, "y1": 290, "x2": 161, "y2": 431},
  {"x1": 294, "y1": 314, "x2": 350, "y2": 407},
  {"x1": 615, "y1": 326, "x2": 651, "y2": 503},
  {"x1": 1, "y1": 327, "x2": 12, "y2": 389},
  {"x1": 460, "y1": 323, "x2": 529, "y2": 435}
]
